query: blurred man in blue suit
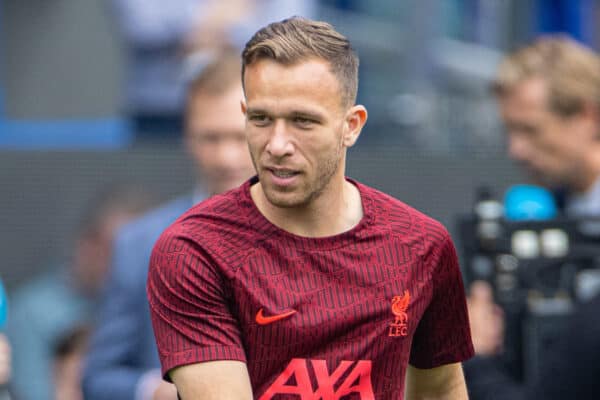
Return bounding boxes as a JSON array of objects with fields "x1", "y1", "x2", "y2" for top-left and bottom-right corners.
[
  {"x1": 466, "y1": 36, "x2": 600, "y2": 400},
  {"x1": 82, "y1": 49, "x2": 255, "y2": 400}
]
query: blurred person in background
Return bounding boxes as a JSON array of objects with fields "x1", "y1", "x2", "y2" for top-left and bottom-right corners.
[
  {"x1": 52, "y1": 325, "x2": 90, "y2": 400},
  {"x1": 82, "y1": 49, "x2": 255, "y2": 400},
  {"x1": 465, "y1": 36, "x2": 600, "y2": 400},
  {"x1": 109, "y1": 0, "x2": 315, "y2": 135},
  {"x1": 7, "y1": 185, "x2": 151, "y2": 400}
]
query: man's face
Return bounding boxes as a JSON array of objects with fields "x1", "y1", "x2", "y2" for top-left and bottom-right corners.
[
  {"x1": 242, "y1": 58, "x2": 352, "y2": 209},
  {"x1": 186, "y1": 84, "x2": 255, "y2": 195},
  {"x1": 499, "y1": 78, "x2": 592, "y2": 190}
]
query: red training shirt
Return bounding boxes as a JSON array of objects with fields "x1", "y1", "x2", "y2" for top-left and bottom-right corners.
[{"x1": 148, "y1": 177, "x2": 474, "y2": 399}]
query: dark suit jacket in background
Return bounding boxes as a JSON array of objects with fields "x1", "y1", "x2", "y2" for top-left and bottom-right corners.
[{"x1": 82, "y1": 195, "x2": 194, "y2": 400}]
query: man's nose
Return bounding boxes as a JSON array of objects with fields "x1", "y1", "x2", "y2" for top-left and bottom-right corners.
[{"x1": 265, "y1": 120, "x2": 293, "y2": 157}]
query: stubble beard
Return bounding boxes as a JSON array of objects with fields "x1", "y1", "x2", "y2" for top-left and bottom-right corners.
[{"x1": 254, "y1": 143, "x2": 344, "y2": 209}]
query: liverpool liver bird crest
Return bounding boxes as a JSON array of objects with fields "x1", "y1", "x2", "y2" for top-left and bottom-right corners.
[{"x1": 389, "y1": 290, "x2": 410, "y2": 337}]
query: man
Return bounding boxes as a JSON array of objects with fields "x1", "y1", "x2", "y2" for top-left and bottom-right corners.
[
  {"x1": 465, "y1": 36, "x2": 600, "y2": 399},
  {"x1": 82, "y1": 50, "x2": 255, "y2": 400},
  {"x1": 148, "y1": 17, "x2": 474, "y2": 399},
  {"x1": 497, "y1": 37, "x2": 600, "y2": 216},
  {"x1": 8, "y1": 185, "x2": 150, "y2": 400}
]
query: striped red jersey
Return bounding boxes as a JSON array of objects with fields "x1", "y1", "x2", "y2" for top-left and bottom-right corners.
[{"x1": 148, "y1": 177, "x2": 474, "y2": 399}]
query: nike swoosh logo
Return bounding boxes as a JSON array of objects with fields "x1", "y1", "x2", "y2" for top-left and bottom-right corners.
[{"x1": 255, "y1": 308, "x2": 297, "y2": 325}]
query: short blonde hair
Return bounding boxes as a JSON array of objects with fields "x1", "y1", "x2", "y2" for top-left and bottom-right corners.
[
  {"x1": 242, "y1": 17, "x2": 359, "y2": 108},
  {"x1": 493, "y1": 36, "x2": 600, "y2": 117}
]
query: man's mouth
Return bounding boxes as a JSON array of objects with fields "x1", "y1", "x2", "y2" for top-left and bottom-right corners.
[{"x1": 270, "y1": 169, "x2": 298, "y2": 178}]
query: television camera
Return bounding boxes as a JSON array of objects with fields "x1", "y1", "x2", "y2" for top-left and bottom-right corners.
[{"x1": 457, "y1": 186, "x2": 600, "y2": 383}]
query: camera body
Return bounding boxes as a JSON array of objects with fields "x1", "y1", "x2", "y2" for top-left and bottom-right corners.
[{"x1": 457, "y1": 212, "x2": 600, "y2": 383}]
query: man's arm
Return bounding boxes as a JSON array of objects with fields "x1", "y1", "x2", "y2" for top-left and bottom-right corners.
[
  {"x1": 148, "y1": 227, "x2": 249, "y2": 398},
  {"x1": 405, "y1": 363, "x2": 469, "y2": 400},
  {"x1": 170, "y1": 360, "x2": 253, "y2": 400}
]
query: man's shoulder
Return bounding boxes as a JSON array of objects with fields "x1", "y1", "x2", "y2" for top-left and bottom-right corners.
[
  {"x1": 156, "y1": 186, "x2": 252, "y2": 253},
  {"x1": 117, "y1": 194, "x2": 193, "y2": 245},
  {"x1": 150, "y1": 187, "x2": 256, "y2": 279},
  {"x1": 172, "y1": 185, "x2": 246, "y2": 230},
  {"x1": 358, "y1": 180, "x2": 449, "y2": 240}
]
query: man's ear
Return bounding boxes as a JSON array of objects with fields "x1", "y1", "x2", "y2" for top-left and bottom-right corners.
[
  {"x1": 343, "y1": 105, "x2": 368, "y2": 147},
  {"x1": 240, "y1": 100, "x2": 247, "y2": 116}
]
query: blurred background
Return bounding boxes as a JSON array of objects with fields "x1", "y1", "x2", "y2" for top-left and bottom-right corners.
[{"x1": 1, "y1": 0, "x2": 599, "y2": 289}]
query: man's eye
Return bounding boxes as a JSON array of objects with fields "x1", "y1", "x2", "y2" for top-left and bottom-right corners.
[
  {"x1": 294, "y1": 117, "x2": 315, "y2": 128},
  {"x1": 249, "y1": 115, "x2": 270, "y2": 126}
]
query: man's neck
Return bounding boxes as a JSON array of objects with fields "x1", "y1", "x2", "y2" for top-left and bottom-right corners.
[{"x1": 251, "y1": 179, "x2": 364, "y2": 238}]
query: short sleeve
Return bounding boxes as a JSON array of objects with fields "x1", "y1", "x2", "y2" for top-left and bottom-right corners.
[
  {"x1": 147, "y1": 228, "x2": 246, "y2": 379},
  {"x1": 409, "y1": 233, "x2": 474, "y2": 368}
]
